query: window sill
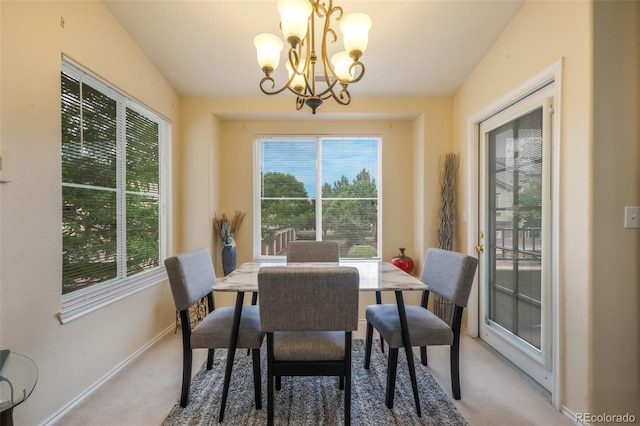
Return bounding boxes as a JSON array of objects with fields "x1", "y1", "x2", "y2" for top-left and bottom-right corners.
[{"x1": 57, "y1": 267, "x2": 167, "y2": 324}]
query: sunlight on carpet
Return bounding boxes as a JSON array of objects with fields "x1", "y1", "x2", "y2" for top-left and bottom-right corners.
[{"x1": 163, "y1": 340, "x2": 467, "y2": 425}]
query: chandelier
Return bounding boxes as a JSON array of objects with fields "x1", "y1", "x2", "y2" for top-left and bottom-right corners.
[{"x1": 254, "y1": 0, "x2": 372, "y2": 114}]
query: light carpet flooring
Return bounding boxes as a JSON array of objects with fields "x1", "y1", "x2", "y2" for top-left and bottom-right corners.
[{"x1": 53, "y1": 330, "x2": 573, "y2": 426}]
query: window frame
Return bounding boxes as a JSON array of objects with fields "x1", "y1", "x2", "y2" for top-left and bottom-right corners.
[
  {"x1": 253, "y1": 135, "x2": 381, "y2": 260},
  {"x1": 59, "y1": 58, "x2": 172, "y2": 324}
]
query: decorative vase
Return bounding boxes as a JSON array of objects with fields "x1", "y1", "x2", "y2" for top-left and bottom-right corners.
[
  {"x1": 390, "y1": 248, "x2": 414, "y2": 274},
  {"x1": 221, "y1": 245, "x2": 237, "y2": 276}
]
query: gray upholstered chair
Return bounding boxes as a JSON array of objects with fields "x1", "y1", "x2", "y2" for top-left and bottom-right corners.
[
  {"x1": 275, "y1": 239, "x2": 342, "y2": 388},
  {"x1": 164, "y1": 248, "x2": 264, "y2": 410},
  {"x1": 364, "y1": 248, "x2": 478, "y2": 409},
  {"x1": 285, "y1": 240, "x2": 385, "y2": 355},
  {"x1": 286, "y1": 240, "x2": 340, "y2": 262},
  {"x1": 250, "y1": 240, "x2": 340, "y2": 308},
  {"x1": 258, "y1": 266, "x2": 359, "y2": 426}
]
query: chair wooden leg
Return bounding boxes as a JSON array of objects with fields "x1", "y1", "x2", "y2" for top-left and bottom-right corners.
[
  {"x1": 275, "y1": 376, "x2": 282, "y2": 390},
  {"x1": 179, "y1": 310, "x2": 192, "y2": 408},
  {"x1": 420, "y1": 346, "x2": 427, "y2": 366},
  {"x1": 345, "y1": 334, "x2": 352, "y2": 426},
  {"x1": 451, "y1": 343, "x2": 461, "y2": 400},
  {"x1": 451, "y1": 305, "x2": 464, "y2": 400},
  {"x1": 385, "y1": 348, "x2": 398, "y2": 409},
  {"x1": 207, "y1": 348, "x2": 214, "y2": 370},
  {"x1": 252, "y1": 349, "x2": 262, "y2": 409},
  {"x1": 339, "y1": 375, "x2": 344, "y2": 390},
  {"x1": 267, "y1": 334, "x2": 274, "y2": 426},
  {"x1": 180, "y1": 347, "x2": 192, "y2": 408},
  {"x1": 364, "y1": 322, "x2": 373, "y2": 369}
]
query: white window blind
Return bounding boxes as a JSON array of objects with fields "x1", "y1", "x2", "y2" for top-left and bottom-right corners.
[
  {"x1": 60, "y1": 59, "x2": 170, "y2": 323},
  {"x1": 255, "y1": 136, "x2": 380, "y2": 259}
]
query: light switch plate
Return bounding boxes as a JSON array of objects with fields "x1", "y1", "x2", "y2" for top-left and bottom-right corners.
[{"x1": 624, "y1": 206, "x2": 640, "y2": 229}]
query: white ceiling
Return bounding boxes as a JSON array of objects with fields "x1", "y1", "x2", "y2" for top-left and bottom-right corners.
[{"x1": 102, "y1": 0, "x2": 524, "y2": 100}]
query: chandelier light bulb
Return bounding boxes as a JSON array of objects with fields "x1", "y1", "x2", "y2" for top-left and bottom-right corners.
[
  {"x1": 254, "y1": 33, "x2": 284, "y2": 75},
  {"x1": 286, "y1": 59, "x2": 307, "y2": 93},
  {"x1": 277, "y1": 0, "x2": 312, "y2": 47},
  {"x1": 331, "y1": 51, "x2": 354, "y2": 81},
  {"x1": 340, "y1": 13, "x2": 372, "y2": 60}
]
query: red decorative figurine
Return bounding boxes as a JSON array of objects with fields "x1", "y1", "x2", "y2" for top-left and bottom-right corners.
[{"x1": 390, "y1": 248, "x2": 414, "y2": 274}]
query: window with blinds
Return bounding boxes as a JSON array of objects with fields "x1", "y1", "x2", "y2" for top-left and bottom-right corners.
[
  {"x1": 255, "y1": 136, "x2": 380, "y2": 259},
  {"x1": 60, "y1": 59, "x2": 170, "y2": 323}
]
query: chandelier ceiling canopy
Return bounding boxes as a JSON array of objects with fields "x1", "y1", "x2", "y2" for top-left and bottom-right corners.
[{"x1": 254, "y1": 0, "x2": 372, "y2": 114}]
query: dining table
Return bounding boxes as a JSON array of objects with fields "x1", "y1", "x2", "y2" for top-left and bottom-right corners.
[{"x1": 212, "y1": 260, "x2": 428, "y2": 422}]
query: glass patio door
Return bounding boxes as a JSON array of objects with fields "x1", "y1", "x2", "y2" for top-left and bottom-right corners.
[{"x1": 478, "y1": 84, "x2": 554, "y2": 392}]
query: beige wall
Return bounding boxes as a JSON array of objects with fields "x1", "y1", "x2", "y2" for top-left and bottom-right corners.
[
  {"x1": 0, "y1": 2, "x2": 180, "y2": 424},
  {"x1": 453, "y1": 0, "x2": 639, "y2": 417},
  {"x1": 3, "y1": 0, "x2": 638, "y2": 423},
  {"x1": 179, "y1": 97, "x2": 453, "y2": 312},
  {"x1": 591, "y1": 0, "x2": 639, "y2": 416}
]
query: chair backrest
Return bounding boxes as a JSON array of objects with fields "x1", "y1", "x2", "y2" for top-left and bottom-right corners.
[
  {"x1": 164, "y1": 247, "x2": 217, "y2": 311},
  {"x1": 286, "y1": 241, "x2": 340, "y2": 263},
  {"x1": 258, "y1": 266, "x2": 359, "y2": 332},
  {"x1": 420, "y1": 248, "x2": 478, "y2": 308}
]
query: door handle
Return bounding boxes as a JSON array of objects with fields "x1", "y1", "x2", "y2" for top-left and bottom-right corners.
[{"x1": 475, "y1": 244, "x2": 484, "y2": 253}]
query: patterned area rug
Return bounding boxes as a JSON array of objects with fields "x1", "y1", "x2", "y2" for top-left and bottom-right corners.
[{"x1": 163, "y1": 340, "x2": 467, "y2": 425}]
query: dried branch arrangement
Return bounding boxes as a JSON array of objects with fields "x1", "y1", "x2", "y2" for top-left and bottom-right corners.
[
  {"x1": 213, "y1": 210, "x2": 247, "y2": 246},
  {"x1": 437, "y1": 153, "x2": 460, "y2": 251},
  {"x1": 435, "y1": 153, "x2": 459, "y2": 323}
]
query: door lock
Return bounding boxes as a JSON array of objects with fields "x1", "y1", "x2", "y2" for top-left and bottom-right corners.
[{"x1": 475, "y1": 244, "x2": 484, "y2": 253}]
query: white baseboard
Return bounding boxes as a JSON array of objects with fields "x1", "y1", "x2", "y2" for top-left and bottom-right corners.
[
  {"x1": 42, "y1": 324, "x2": 175, "y2": 426},
  {"x1": 561, "y1": 406, "x2": 582, "y2": 425}
]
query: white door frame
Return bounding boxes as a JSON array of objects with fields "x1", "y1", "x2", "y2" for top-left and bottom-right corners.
[{"x1": 464, "y1": 59, "x2": 563, "y2": 409}]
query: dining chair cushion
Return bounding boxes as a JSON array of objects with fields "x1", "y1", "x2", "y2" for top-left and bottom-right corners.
[
  {"x1": 273, "y1": 331, "x2": 345, "y2": 361},
  {"x1": 365, "y1": 304, "x2": 453, "y2": 348},
  {"x1": 191, "y1": 305, "x2": 264, "y2": 349}
]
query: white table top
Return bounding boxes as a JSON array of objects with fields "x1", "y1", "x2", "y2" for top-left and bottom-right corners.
[{"x1": 213, "y1": 260, "x2": 427, "y2": 292}]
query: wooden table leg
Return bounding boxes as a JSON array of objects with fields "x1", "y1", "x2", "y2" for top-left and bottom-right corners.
[
  {"x1": 395, "y1": 290, "x2": 422, "y2": 418},
  {"x1": 218, "y1": 291, "x2": 245, "y2": 423},
  {"x1": 376, "y1": 290, "x2": 384, "y2": 352}
]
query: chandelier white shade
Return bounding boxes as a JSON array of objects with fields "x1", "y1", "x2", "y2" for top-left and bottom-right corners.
[
  {"x1": 340, "y1": 13, "x2": 372, "y2": 59},
  {"x1": 254, "y1": 33, "x2": 284, "y2": 74},
  {"x1": 278, "y1": 0, "x2": 313, "y2": 44},
  {"x1": 254, "y1": 0, "x2": 372, "y2": 114}
]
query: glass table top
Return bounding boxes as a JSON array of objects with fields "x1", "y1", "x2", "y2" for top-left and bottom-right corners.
[{"x1": 0, "y1": 351, "x2": 38, "y2": 412}]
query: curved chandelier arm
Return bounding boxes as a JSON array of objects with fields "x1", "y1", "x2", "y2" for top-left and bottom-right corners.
[
  {"x1": 316, "y1": 2, "x2": 365, "y2": 89},
  {"x1": 306, "y1": 83, "x2": 352, "y2": 107},
  {"x1": 346, "y1": 60, "x2": 365, "y2": 84},
  {"x1": 315, "y1": 0, "x2": 340, "y2": 22},
  {"x1": 259, "y1": 44, "x2": 307, "y2": 96},
  {"x1": 331, "y1": 84, "x2": 352, "y2": 106},
  {"x1": 258, "y1": 76, "x2": 290, "y2": 96},
  {"x1": 312, "y1": 58, "x2": 364, "y2": 101},
  {"x1": 287, "y1": 47, "x2": 302, "y2": 71}
]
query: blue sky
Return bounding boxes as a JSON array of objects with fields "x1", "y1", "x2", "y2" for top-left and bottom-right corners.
[{"x1": 261, "y1": 138, "x2": 379, "y2": 198}]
